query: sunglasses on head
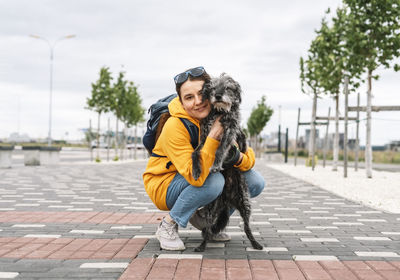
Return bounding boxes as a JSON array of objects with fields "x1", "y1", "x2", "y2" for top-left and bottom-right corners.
[{"x1": 174, "y1": 66, "x2": 205, "y2": 84}]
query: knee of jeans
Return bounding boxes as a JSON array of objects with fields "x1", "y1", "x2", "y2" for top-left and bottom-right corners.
[
  {"x1": 203, "y1": 172, "x2": 224, "y2": 201},
  {"x1": 249, "y1": 178, "x2": 265, "y2": 198}
]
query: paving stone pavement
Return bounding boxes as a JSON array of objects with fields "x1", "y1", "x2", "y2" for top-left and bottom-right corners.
[{"x1": 0, "y1": 159, "x2": 400, "y2": 279}]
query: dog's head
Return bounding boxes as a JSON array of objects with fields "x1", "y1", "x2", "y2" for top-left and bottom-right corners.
[{"x1": 204, "y1": 73, "x2": 242, "y2": 113}]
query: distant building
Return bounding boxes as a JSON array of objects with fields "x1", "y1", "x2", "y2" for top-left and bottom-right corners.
[
  {"x1": 387, "y1": 140, "x2": 400, "y2": 151},
  {"x1": 8, "y1": 132, "x2": 31, "y2": 143},
  {"x1": 263, "y1": 131, "x2": 287, "y2": 150}
]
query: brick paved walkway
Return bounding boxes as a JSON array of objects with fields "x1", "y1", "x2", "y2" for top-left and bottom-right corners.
[{"x1": 0, "y1": 159, "x2": 399, "y2": 279}]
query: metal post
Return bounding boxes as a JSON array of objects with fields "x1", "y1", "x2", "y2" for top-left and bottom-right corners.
[
  {"x1": 29, "y1": 34, "x2": 75, "y2": 146},
  {"x1": 323, "y1": 107, "x2": 331, "y2": 168},
  {"x1": 48, "y1": 49, "x2": 53, "y2": 146},
  {"x1": 355, "y1": 93, "x2": 360, "y2": 171},
  {"x1": 89, "y1": 119, "x2": 93, "y2": 162},
  {"x1": 278, "y1": 125, "x2": 281, "y2": 152},
  {"x1": 365, "y1": 72, "x2": 373, "y2": 178},
  {"x1": 344, "y1": 75, "x2": 349, "y2": 178},
  {"x1": 285, "y1": 128, "x2": 289, "y2": 163},
  {"x1": 294, "y1": 108, "x2": 300, "y2": 166}
]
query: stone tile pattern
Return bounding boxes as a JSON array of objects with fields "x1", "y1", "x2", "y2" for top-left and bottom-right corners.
[
  {"x1": 120, "y1": 259, "x2": 400, "y2": 280},
  {"x1": 0, "y1": 160, "x2": 400, "y2": 279}
]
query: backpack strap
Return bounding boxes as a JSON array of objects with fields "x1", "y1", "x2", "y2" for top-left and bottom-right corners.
[
  {"x1": 179, "y1": 118, "x2": 199, "y2": 150},
  {"x1": 151, "y1": 118, "x2": 199, "y2": 170}
]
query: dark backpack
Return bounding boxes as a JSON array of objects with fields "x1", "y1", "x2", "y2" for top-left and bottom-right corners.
[{"x1": 143, "y1": 94, "x2": 199, "y2": 156}]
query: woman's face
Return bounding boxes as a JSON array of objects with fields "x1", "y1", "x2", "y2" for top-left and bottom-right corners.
[{"x1": 180, "y1": 79, "x2": 211, "y2": 120}]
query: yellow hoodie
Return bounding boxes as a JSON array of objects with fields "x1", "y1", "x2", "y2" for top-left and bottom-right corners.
[{"x1": 142, "y1": 97, "x2": 255, "y2": 210}]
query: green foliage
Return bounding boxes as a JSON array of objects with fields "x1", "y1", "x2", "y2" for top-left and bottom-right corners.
[
  {"x1": 110, "y1": 71, "x2": 128, "y2": 120},
  {"x1": 109, "y1": 71, "x2": 145, "y2": 126},
  {"x1": 300, "y1": 7, "x2": 363, "y2": 98},
  {"x1": 343, "y1": 0, "x2": 400, "y2": 76},
  {"x1": 301, "y1": 0, "x2": 400, "y2": 109},
  {"x1": 247, "y1": 96, "x2": 273, "y2": 137},
  {"x1": 86, "y1": 67, "x2": 146, "y2": 140},
  {"x1": 121, "y1": 81, "x2": 145, "y2": 127},
  {"x1": 87, "y1": 67, "x2": 113, "y2": 114}
]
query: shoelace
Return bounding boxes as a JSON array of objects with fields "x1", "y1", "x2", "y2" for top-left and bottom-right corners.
[{"x1": 162, "y1": 221, "x2": 177, "y2": 239}]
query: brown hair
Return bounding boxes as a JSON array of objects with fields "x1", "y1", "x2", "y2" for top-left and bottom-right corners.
[{"x1": 175, "y1": 69, "x2": 211, "y2": 100}]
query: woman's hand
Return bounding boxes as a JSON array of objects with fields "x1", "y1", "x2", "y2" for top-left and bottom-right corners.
[{"x1": 208, "y1": 116, "x2": 223, "y2": 141}]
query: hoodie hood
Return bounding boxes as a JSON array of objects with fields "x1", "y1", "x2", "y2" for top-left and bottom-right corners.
[{"x1": 168, "y1": 97, "x2": 200, "y2": 126}]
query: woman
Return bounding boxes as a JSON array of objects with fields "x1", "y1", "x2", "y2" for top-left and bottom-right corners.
[{"x1": 143, "y1": 66, "x2": 265, "y2": 250}]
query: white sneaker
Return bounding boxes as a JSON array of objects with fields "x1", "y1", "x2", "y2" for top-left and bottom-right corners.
[
  {"x1": 210, "y1": 232, "x2": 231, "y2": 242},
  {"x1": 156, "y1": 218, "x2": 185, "y2": 251}
]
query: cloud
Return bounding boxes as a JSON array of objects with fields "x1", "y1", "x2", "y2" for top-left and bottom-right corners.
[{"x1": 0, "y1": 0, "x2": 398, "y2": 145}]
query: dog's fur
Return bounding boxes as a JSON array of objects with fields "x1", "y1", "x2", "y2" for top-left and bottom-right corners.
[{"x1": 191, "y1": 73, "x2": 263, "y2": 252}]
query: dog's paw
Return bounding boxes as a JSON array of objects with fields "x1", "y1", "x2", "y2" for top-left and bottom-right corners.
[
  {"x1": 192, "y1": 167, "x2": 201, "y2": 180},
  {"x1": 210, "y1": 166, "x2": 223, "y2": 173},
  {"x1": 251, "y1": 241, "x2": 263, "y2": 250},
  {"x1": 194, "y1": 246, "x2": 205, "y2": 252}
]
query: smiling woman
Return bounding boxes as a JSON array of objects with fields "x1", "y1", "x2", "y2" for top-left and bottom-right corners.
[
  {"x1": 179, "y1": 80, "x2": 211, "y2": 121},
  {"x1": 142, "y1": 66, "x2": 265, "y2": 251}
]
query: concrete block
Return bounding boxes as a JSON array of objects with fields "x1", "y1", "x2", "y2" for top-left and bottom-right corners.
[
  {"x1": 0, "y1": 146, "x2": 14, "y2": 168},
  {"x1": 22, "y1": 146, "x2": 62, "y2": 166},
  {"x1": 22, "y1": 147, "x2": 41, "y2": 166}
]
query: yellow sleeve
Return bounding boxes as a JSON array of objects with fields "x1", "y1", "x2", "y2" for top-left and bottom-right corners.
[
  {"x1": 160, "y1": 118, "x2": 220, "y2": 186},
  {"x1": 234, "y1": 147, "x2": 255, "y2": 171}
]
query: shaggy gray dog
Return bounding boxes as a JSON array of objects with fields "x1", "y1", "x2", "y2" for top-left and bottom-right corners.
[{"x1": 191, "y1": 73, "x2": 263, "y2": 252}]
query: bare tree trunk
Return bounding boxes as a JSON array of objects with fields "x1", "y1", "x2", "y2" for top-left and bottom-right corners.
[
  {"x1": 332, "y1": 94, "x2": 339, "y2": 171},
  {"x1": 115, "y1": 118, "x2": 119, "y2": 159},
  {"x1": 323, "y1": 107, "x2": 331, "y2": 168},
  {"x1": 96, "y1": 112, "x2": 101, "y2": 160},
  {"x1": 366, "y1": 70, "x2": 373, "y2": 178},
  {"x1": 107, "y1": 117, "x2": 110, "y2": 162},
  {"x1": 355, "y1": 93, "x2": 360, "y2": 171},
  {"x1": 89, "y1": 119, "x2": 93, "y2": 162},
  {"x1": 120, "y1": 123, "x2": 126, "y2": 160},
  {"x1": 309, "y1": 92, "x2": 317, "y2": 170}
]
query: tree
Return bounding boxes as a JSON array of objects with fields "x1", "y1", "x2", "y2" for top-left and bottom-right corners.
[
  {"x1": 86, "y1": 67, "x2": 113, "y2": 161},
  {"x1": 299, "y1": 51, "x2": 323, "y2": 168},
  {"x1": 247, "y1": 95, "x2": 273, "y2": 157},
  {"x1": 121, "y1": 81, "x2": 145, "y2": 159},
  {"x1": 300, "y1": 7, "x2": 364, "y2": 170},
  {"x1": 313, "y1": 8, "x2": 363, "y2": 171},
  {"x1": 343, "y1": 0, "x2": 400, "y2": 178},
  {"x1": 110, "y1": 71, "x2": 128, "y2": 159}
]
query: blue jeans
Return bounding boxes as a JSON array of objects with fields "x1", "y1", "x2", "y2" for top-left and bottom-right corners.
[{"x1": 166, "y1": 169, "x2": 265, "y2": 228}]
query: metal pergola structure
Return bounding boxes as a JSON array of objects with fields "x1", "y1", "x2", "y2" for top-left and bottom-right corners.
[
  {"x1": 294, "y1": 107, "x2": 358, "y2": 170},
  {"x1": 343, "y1": 77, "x2": 400, "y2": 177},
  {"x1": 295, "y1": 76, "x2": 400, "y2": 178}
]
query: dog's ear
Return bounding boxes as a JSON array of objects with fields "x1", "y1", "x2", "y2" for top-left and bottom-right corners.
[
  {"x1": 226, "y1": 76, "x2": 242, "y2": 103},
  {"x1": 201, "y1": 80, "x2": 212, "y2": 102}
]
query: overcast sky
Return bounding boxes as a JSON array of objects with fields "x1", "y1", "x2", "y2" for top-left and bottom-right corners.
[{"x1": 1, "y1": 0, "x2": 399, "y2": 145}]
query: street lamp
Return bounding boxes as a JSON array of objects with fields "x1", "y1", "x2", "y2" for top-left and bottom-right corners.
[{"x1": 29, "y1": 34, "x2": 76, "y2": 146}]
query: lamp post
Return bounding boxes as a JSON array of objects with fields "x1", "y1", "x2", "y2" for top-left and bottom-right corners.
[{"x1": 29, "y1": 34, "x2": 76, "y2": 146}]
